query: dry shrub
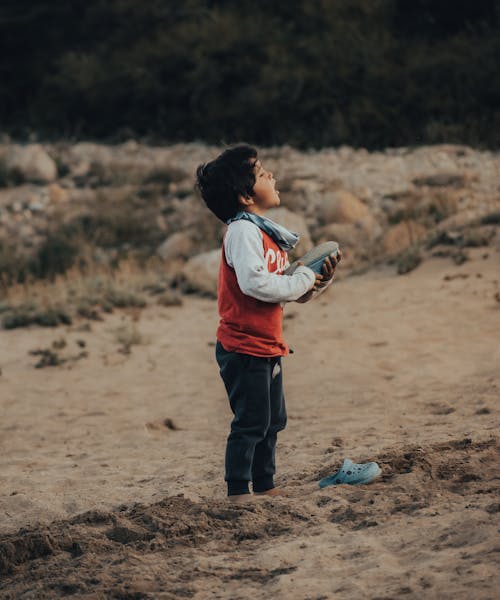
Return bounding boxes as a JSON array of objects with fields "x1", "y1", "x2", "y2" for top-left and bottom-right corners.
[
  {"x1": 426, "y1": 192, "x2": 460, "y2": 222},
  {"x1": 461, "y1": 226, "x2": 496, "y2": 247},
  {"x1": 427, "y1": 225, "x2": 496, "y2": 250},
  {"x1": 143, "y1": 166, "x2": 186, "y2": 186},
  {"x1": 113, "y1": 324, "x2": 145, "y2": 354},
  {"x1": 481, "y1": 212, "x2": 500, "y2": 225},
  {"x1": 388, "y1": 190, "x2": 460, "y2": 227},
  {"x1": 157, "y1": 291, "x2": 183, "y2": 307},
  {"x1": 397, "y1": 246, "x2": 422, "y2": 275},
  {"x1": 0, "y1": 186, "x2": 170, "y2": 288},
  {"x1": 0, "y1": 258, "x2": 179, "y2": 330},
  {"x1": 1, "y1": 298, "x2": 72, "y2": 330},
  {"x1": 64, "y1": 189, "x2": 163, "y2": 250},
  {"x1": 0, "y1": 157, "x2": 24, "y2": 187}
]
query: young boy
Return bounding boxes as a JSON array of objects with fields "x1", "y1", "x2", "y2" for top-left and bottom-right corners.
[{"x1": 196, "y1": 145, "x2": 339, "y2": 502}]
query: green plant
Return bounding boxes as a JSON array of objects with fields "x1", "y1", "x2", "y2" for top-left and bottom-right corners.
[
  {"x1": 1, "y1": 255, "x2": 181, "y2": 330},
  {"x1": 426, "y1": 231, "x2": 460, "y2": 249},
  {"x1": 461, "y1": 227, "x2": 495, "y2": 247},
  {"x1": 0, "y1": 242, "x2": 30, "y2": 285},
  {"x1": 452, "y1": 249, "x2": 469, "y2": 265},
  {"x1": 2, "y1": 304, "x2": 72, "y2": 329},
  {"x1": 33, "y1": 307, "x2": 72, "y2": 327},
  {"x1": 76, "y1": 301, "x2": 102, "y2": 320},
  {"x1": 63, "y1": 192, "x2": 163, "y2": 250},
  {"x1": 2, "y1": 1, "x2": 500, "y2": 148},
  {"x1": 0, "y1": 158, "x2": 24, "y2": 188},
  {"x1": 481, "y1": 212, "x2": 500, "y2": 225},
  {"x1": 28, "y1": 344, "x2": 88, "y2": 368},
  {"x1": 31, "y1": 232, "x2": 80, "y2": 280},
  {"x1": 29, "y1": 348, "x2": 64, "y2": 368},
  {"x1": 2, "y1": 307, "x2": 34, "y2": 329}
]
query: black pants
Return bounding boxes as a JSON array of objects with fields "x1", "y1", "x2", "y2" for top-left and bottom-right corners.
[{"x1": 216, "y1": 341, "x2": 287, "y2": 496}]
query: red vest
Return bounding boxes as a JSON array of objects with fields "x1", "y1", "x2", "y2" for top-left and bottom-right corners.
[{"x1": 217, "y1": 229, "x2": 289, "y2": 357}]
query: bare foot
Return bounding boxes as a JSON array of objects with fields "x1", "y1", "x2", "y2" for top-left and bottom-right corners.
[
  {"x1": 227, "y1": 494, "x2": 255, "y2": 504},
  {"x1": 254, "y1": 488, "x2": 288, "y2": 497}
]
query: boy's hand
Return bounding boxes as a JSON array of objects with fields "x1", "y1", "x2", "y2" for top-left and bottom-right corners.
[
  {"x1": 313, "y1": 271, "x2": 324, "y2": 291},
  {"x1": 294, "y1": 263, "x2": 321, "y2": 302},
  {"x1": 297, "y1": 262, "x2": 323, "y2": 291},
  {"x1": 295, "y1": 249, "x2": 342, "y2": 302},
  {"x1": 318, "y1": 249, "x2": 342, "y2": 287}
]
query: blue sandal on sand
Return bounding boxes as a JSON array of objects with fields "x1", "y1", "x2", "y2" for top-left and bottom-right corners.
[{"x1": 318, "y1": 458, "x2": 382, "y2": 488}]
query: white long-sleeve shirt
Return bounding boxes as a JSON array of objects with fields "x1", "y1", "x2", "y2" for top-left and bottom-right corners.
[{"x1": 224, "y1": 220, "x2": 316, "y2": 303}]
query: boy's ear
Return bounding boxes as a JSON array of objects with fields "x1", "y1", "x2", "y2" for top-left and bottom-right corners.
[{"x1": 238, "y1": 194, "x2": 254, "y2": 208}]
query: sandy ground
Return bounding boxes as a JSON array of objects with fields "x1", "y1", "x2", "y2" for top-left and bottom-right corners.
[{"x1": 1, "y1": 248, "x2": 499, "y2": 599}]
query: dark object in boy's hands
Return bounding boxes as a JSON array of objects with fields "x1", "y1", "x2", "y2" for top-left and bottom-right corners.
[{"x1": 285, "y1": 241, "x2": 340, "y2": 276}]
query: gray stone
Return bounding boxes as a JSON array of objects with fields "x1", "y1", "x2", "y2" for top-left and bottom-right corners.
[
  {"x1": 182, "y1": 249, "x2": 221, "y2": 297},
  {"x1": 315, "y1": 223, "x2": 366, "y2": 249},
  {"x1": 157, "y1": 231, "x2": 196, "y2": 261},
  {"x1": 280, "y1": 178, "x2": 323, "y2": 213},
  {"x1": 5, "y1": 144, "x2": 57, "y2": 183},
  {"x1": 28, "y1": 200, "x2": 45, "y2": 212},
  {"x1": 317, "y1": 189, "x2": 370, "y2": 225},
  {"x1": 314, "y1": 213, "x2": 382, "y2": 263}
]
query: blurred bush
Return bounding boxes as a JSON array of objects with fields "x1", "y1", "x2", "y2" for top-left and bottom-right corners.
[
  {"x1": 0, "y1": 189, "x2": 168, "y2": 287},
  {"x1": 0, "y1": 0, "x2": 498, "y2": 148},
  {"x1": 0, "y1": 158, "x2": 24, "y2": 187}
]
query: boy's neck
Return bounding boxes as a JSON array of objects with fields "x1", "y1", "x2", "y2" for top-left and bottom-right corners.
[{"x1": 242, "y1": 206, "x2": 267, "y2": 217}]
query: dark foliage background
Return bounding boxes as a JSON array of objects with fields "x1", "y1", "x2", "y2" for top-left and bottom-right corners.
[{"x1": 1, "y1": 0, "x2": 499, "y2": 148}]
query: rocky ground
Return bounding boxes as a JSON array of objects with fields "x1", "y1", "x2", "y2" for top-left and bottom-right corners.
[{"x1": 1, "y1": 141, "x2": 499, "y2": 302}]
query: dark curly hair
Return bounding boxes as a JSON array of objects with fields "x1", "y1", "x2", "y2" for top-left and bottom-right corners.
[{"x1": 195, "y1": 144, "x2": 258, "y2": 223}]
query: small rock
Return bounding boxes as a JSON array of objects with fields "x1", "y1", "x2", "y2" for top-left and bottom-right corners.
[
  {"x1": 182, "y1": 248, "x2": 220, "y2": 297},
  {"x1": 157, "y1": 231, "x2": 196, "y2": 261},
  {"x1": 315, "y1": 223, "x2": 364, "y2": 249},
  {"x1": 28, "y1": 200, "x2": 45, "y2": 212},
  {"x1": 5, "y1": 144, "x2": 57, "y2": 183},
  {"x1": 71, "y1": 159, "x2": 91, "y2": 178},
  {"x1": 280, "y1": 178, "x2": 325, "y2": 212},
  {"x1": 48, "y1": 183, "x2": 69, "y2": 203},
  {"x1": 318, "y1": 190, "x2": 370, "y2": 225}
]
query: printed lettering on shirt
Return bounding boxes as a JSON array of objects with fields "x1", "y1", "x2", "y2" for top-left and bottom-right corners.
[
  {"x1": 265, "y1": 248, "x2": 276, "y2": 269},
  {"x1": 265, "y1": 248, "x2": 287, "y2": 273}
]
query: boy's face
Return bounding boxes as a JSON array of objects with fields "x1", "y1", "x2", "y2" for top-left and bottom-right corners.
[{"x1": 241, "y1": 159, "x2": 280, "y2": 215}]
